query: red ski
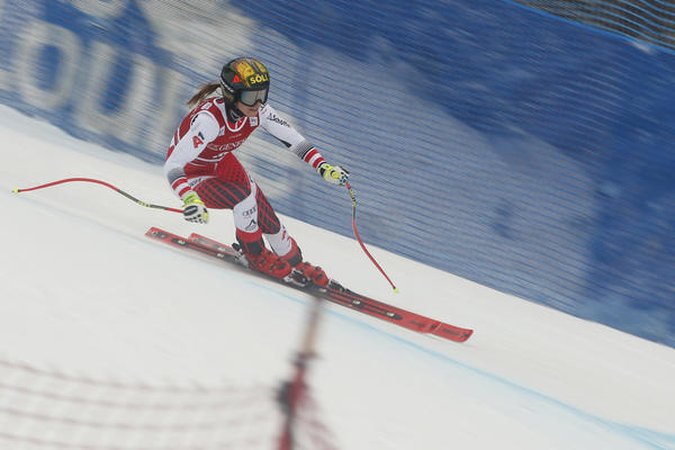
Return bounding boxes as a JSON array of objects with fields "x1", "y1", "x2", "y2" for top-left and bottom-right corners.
[{"x1": 145, "y1": 227, "x2": 473, "y2": 343}]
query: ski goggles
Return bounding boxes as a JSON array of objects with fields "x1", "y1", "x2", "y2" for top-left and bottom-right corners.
[{"x1": 238, "y1": 88, "x2": 268, "y2": 106}]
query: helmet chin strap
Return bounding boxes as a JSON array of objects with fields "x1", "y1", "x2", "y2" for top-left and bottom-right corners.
[{"x1": 225, "y1": 100, "x2": 244, "y2": 122}]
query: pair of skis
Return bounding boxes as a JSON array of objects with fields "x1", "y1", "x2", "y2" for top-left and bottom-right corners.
[{"x1": 146, "y1": 227, "x2": 473, "y2": 343}]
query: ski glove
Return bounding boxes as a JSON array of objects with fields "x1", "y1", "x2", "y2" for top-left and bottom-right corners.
[
  {"x1": 182, "y1": 192, "x2": 209, "y2": 224},
  {"x1": 318, "y1": 162, "x2": 350, "y2": 186}
]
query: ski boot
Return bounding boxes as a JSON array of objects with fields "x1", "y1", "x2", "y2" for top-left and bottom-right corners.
[
  {"x1": 234, "y1": 242, "x2": 293, "y2": 281},
  {"x1": 280, "y1": 239, "x2": 329, "y2": 287}
]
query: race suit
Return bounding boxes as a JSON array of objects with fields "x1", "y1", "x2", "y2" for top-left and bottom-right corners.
[{"x1": 164, "y1": 96, "x2": 326, "y2": 257}]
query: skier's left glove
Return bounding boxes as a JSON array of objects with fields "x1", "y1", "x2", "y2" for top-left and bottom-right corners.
[
  {"x1": 318, "y1": 162, "x2": 349, "y2": 186},
  {"x1": 182, "y1": 191, "x2": 209, "y2": 224}
]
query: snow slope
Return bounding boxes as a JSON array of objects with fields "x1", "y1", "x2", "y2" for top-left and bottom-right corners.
[{"x1": 1, "y1": 105, "x2": 674, "y2": 449}]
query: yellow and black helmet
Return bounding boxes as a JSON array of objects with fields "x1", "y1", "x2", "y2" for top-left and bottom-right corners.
[{"x1": 219, "y1": 57, "x2": 270, "y2": 106}]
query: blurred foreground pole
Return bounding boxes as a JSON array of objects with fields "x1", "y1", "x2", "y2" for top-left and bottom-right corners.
[{"x1": 277, "y1": 292, "x2": 326, "y2": 450}]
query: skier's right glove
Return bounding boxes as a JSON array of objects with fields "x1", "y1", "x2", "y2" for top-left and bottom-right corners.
[
  {"x1": 182, "y1": 191, "x2": 209, "y2": 224},
  {"x1": 318, "y1": 162, "x2": 350, "y2": 186}
]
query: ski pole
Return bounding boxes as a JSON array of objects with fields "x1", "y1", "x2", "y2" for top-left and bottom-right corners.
[
  {"x1": 345, "y1": 182, "x2": 398, "y2": 292},
  {"x1": 12, "y1": 177, "x2": 183, "y2": 214}
]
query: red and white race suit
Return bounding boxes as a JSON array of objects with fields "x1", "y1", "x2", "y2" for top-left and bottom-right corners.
[{"x1": 163, "y1": 97, "x2": 326, "y2": 258}]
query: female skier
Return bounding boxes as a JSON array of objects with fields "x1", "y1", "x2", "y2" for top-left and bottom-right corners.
[{"x1": 164, "y1": 57, "x2": 349, "y2": 286}]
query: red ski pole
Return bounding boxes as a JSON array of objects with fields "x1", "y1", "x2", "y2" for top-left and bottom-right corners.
[
  {"x1": 345, "y1": 182, "x2": 398, "y2": 292},
  {"x1": 12, "y1": 177, "x2": 183, "y2": 214}
]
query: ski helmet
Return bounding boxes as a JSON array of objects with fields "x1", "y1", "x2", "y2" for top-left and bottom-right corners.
[{"x1": 219, "y1": 57, "x2": 270, "y2": 106}]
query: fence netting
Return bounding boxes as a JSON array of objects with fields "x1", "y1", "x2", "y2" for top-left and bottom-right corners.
[
  {"x1": 0, "y1": 358, "x2": 339, "y2": 450},
  {"x1": 516, "y1": 0, "x2": 675, "y2": 51},
  {"x1": 1, "y1": 0, "x2": 674, "y2": 347}
]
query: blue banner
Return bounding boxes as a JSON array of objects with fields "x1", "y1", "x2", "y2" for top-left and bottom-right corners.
[{"x1": 1, "y1": 0, "x2": 674, "y2": 347}]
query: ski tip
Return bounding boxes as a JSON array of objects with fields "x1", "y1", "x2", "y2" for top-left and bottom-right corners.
[
  {"x1": 393, "y1": 287, "x2": 400, "y2": 294},
  {"x1": 11, "y1": 187, "x2": 20, "y2": 194},
  {"x1": 430, "y1": 326, "x2": 474, "y2": 343}
]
